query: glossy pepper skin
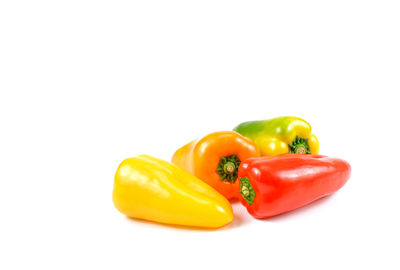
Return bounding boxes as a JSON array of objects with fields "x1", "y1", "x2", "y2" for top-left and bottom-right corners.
[
  {"x1": 233, "y1": 116, "x2": 319, "y2": 156},
  {"x1": 172, "y1": 131, "x2": 260, "y2": 200},
  {"x1": 238, "y1": 154, "x2": 351, "y2": 218},
  {"x1": 113, "y1": 155, "x2": 233, "y2": 228}
]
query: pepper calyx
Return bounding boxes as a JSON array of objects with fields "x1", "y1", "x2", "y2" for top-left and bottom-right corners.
[
  {"x1": 288, "y1": 136, "x2": 311, "y2": 154},
  {"x1": 216, "y1": 154, "x2": 241, "y2": 183},
  {"x1": 240, "y1": 177, "x2": 255, "y2": 205}
]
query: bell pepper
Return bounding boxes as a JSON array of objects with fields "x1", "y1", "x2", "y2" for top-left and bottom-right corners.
[
  {"x1": 172, "y1": 131, "x2": 260, "y2": 200},
  {"x1": 113, "y1": 155, "x2": 233, "y2": 228},
  {"x1": 238, "y1": 154, "x2": 351, "y2": 218},
  {"x1": 233, "y1": 116, "x2": 319, "y2": 156}
]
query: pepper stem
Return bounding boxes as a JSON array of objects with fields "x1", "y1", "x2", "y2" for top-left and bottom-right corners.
[
  {"x1": 240, "y1": 177, "x2": 255, "y2": 205},
  {"x1": 241, "y1": 185, "x2": 250, "y2": 197},
  {"x1": 294, "y1": 145, "x2": 306, "y2": 154},
  {"x1": 288, "y1": 136, "x2": 311, "y2": 154},
  {"x1": 223, "y1": 162, "x2": 235, "y2": 174},
  {"x1": 216, "y1": 154, "x2": 241, "y2": 183}
]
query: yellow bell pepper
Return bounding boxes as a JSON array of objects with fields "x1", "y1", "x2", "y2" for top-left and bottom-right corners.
[{"x1": 112, "y1": 155, "x2": 233, "y2": 228}]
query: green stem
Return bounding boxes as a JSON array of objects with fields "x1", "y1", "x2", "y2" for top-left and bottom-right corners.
[
  {"x1": 288, "y1": 136, "x2": 311, "y2": 154},
  {"x1": 216, "y1": 154, "x2": 241, "y2": 183},
  {"x1": 223, "y1": 162, "x2": 235, "y2": 174},
  {"x1": 240, "y1": 177, "x2": 255, "y2": 205}
]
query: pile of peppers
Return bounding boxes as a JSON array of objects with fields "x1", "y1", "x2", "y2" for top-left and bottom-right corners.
[{"x1": 113, "y1": 116, "x2": 351, "y2": 228}]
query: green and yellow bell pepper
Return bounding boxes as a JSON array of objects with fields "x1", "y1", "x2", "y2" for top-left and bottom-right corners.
[{"x1": 233, "y1": 116, "x2": 319, "y2": 156}]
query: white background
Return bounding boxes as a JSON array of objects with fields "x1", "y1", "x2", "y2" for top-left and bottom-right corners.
[{"x1": 1, "y1": 1, "x2": 399, "y2": 269}]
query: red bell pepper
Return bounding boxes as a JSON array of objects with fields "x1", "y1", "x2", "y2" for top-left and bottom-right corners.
[{"x1": 238, "y1": 154, "x2": 351, "y2": 218}]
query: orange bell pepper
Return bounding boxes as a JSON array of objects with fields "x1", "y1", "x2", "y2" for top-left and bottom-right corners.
[{"x1": 172, "y1": 131, "x2": 260, "y2": 199}]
